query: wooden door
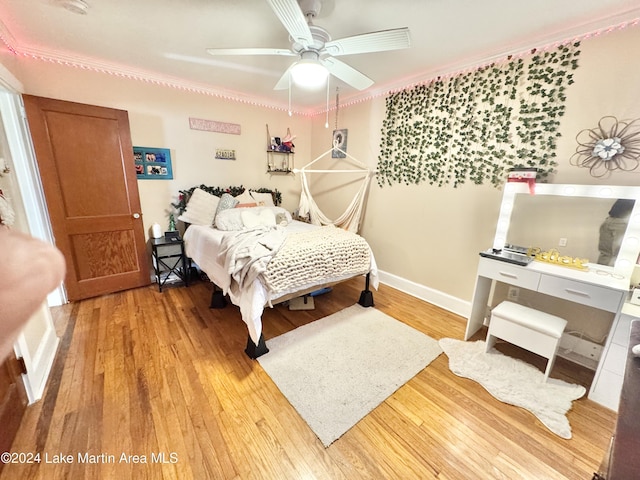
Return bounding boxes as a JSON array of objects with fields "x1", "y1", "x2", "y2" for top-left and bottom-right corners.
[
  {"x1": 0, "y1": 356, "x2": 27, "y2": 462},
  {"x1": 23, "y1": 95, "x2": 150, "y2": 301}
]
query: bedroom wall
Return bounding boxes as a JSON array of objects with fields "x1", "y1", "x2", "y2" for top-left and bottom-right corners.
[
  {"x1": 2, "y1": 24, "x2": 640, "y2": 341},
  {"x1": 309, "y1": 104, "x2": 501, "y2": 312},
  {"x1": 307, "y1": 25, "x2": 640, "y2": 339},
  {"x1": 0, "y1": 56, "x2": 310, "y2": 239}
]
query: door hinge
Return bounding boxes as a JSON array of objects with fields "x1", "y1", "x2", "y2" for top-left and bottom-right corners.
[{"x1": 17, "y1": 357, "x2": 27, "y2": 375}]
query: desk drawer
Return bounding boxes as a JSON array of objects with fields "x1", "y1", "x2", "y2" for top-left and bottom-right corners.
[
  {"x1": 477, "y1": 259, "x2": 541, "y2": 290},
  {"x1": 537, "y1": 276, "x2": 623, "y2": 313}
]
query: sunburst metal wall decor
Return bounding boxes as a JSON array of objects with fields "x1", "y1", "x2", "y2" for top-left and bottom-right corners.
[{"x1": 570, "y1": 116, "x2": 640, "y2": 177}]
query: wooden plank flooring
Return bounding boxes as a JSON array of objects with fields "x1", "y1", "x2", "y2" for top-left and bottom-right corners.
[{"x1": 2, "y1": 278, "x2": 615, "y2": 479}]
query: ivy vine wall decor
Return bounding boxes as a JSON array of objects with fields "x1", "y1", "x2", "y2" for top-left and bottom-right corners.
[{"x1": 377, "y1": 42, "x2": 581, "y2": 188}]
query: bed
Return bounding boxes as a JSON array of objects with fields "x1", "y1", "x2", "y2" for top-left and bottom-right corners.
[{"x1": 174, "y1": 185, "x2": 378, "y2": 358}]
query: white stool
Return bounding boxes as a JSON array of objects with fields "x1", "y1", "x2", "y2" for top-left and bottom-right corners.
[{"x1": 485, "y1": 301, "x2": 567, "y2": 381}]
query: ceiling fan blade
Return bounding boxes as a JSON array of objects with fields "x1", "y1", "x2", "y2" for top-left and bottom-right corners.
[
  {"x1": 206, "y1": 47, "x2": 295, "y2": 56},
  {"x1": 321, "y1": 57, "x2": 373, "y2": 91},
  {"x1": 324, "y1": 27, "x2": 411, "y2": 56},
  {"x1": 266, "y1": 0, "x2": 314, "y2": 47}
]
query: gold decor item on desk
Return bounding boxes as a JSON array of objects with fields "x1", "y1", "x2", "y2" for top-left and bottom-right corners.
[{"x1": 530, "y1": 248, "x2": 589, "y2": 271}]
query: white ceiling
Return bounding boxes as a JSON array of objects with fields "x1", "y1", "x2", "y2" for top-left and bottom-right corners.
[{"x1": 1, "y1": 0, "x2": 639, "y2": 114}]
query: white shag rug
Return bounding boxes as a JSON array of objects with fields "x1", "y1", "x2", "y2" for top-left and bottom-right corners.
[
  {"x1": 258, "y1": 304, "x2": 442, "y2": 447},
  {"x1": 439, "y1": 338, "x2": 586, "y2": 439}
]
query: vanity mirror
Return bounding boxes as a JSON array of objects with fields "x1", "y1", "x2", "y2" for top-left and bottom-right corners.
[{"x1": 493, "y1": 183, "x2": 640, "y2": 279}]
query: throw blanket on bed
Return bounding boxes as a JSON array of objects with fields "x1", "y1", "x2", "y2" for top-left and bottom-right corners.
[
  {"x1": 263, "y1": 225, "x2": 371, "y2": 294},
  {"x1": 218, "y1": 225, "x2": 287, "y2": 289},
  {"x1": 219, "y1": 224, "x2": 372, "y2": 301}
]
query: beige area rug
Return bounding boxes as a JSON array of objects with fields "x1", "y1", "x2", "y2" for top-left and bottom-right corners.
[
  {"x1": 439, "y1": 338, "x2": 586, "y2": 439},
  {"x1": 258, "y1": 304, "x2": 442, "y2": 447}
]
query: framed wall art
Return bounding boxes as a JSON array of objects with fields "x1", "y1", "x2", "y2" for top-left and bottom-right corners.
[
  {"x1": 133, "y1": 146, "x2": 173, "y2": 180},
  {"x1": 332, "y1": 129, "x2": 348, "y2": 158}
]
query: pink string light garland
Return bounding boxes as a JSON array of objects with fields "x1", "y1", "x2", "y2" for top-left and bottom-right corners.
[{"x1": 0, "y1": 17, "x2": 638, "y2": 117}]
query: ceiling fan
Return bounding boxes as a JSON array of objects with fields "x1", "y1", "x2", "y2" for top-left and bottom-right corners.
[{"x1": 206, "y1": 0, "x2": 411, "y2": 91}]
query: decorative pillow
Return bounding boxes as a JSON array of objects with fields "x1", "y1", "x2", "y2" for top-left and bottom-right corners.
[
  {"x1": 275, "y1": 213, "x2": 288, "y2": 226},
  {"x1": 241, "y1": 208, "x2": 276, "y2": 228},
  {"x1": 214, "y1": 193, "x2": 239, "y2": 226},
  {"x1": 235, "y1": 202, "x2": 258, "y2": 208},
  {"x1": 214, "y1": 206, "x2": 291, "y2": 230},
  {"x1": 274, "y1": 207, "x2": 293, "y2": 225},
  {"x1": 250, "y1": 191, "x2": 275, "y2": 207},
  {"x1": 234, "y1": 190, "x2": 255, "y2": 204},
  {"x1": 177, "y1": 188, "x2": 219, "y2": 225},
  {"x1": 214, "y1": 208, "x2": 245, "y2": 231}
]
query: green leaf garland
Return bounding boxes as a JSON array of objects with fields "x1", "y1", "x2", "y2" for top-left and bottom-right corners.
[
  {"x1": 377, "y1": 42, "x2": 581, "y2": 188},
  {"x1": 171, "y1": 185, "x2": 282, "y2": 215}
]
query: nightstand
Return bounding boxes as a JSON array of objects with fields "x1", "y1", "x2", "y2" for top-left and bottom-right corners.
[{"x1": 151, "y1": 237, "x2": 189, "y2": 292}]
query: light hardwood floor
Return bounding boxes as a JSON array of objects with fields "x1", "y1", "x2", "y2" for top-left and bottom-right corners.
[{"x1": 2, "y1": 278, "x2": 615, "y2": 479}]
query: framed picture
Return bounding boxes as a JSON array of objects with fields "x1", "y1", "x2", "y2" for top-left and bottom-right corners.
[
  {"x1": 133, "y1": 146, "x2": 173, "y2": 180},
  {"x1": 332, "y1": 129, "x2": 348, "y2": 158}
]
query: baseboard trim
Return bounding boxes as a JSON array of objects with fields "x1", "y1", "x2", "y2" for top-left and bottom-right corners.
[
  {"x1": 378, "y1": 270, "x2": 471, "y2": 319},
  {"x1": 21, "y1": 326, "x2": 60, "y2": 404}
]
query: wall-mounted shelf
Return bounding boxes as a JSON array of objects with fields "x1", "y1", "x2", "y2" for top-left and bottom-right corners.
[
  {"x1": 267, "y1": 150, "x2": 294, "y2": 174},
  {"x1": 266, "y1": 123, "x2": 295, "y2": 174}
]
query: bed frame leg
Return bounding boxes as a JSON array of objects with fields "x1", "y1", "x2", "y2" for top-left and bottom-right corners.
[
  {"x1": 245, "y1": 333, "x2": 269, "y2": 359},
  {"x1": 210, "y1": 284, "x2": 227, "y2": 309},
  {"x1": 358, "y1": 273, "x2": 375, "y2": 307}
]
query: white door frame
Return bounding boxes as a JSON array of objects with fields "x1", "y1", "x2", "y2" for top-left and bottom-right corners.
[{"x1": 0, "y1": 63, "x2": 62, "y2": 403}]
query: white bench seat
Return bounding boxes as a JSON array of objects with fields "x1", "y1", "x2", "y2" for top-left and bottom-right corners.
[{"x1": 486, "y1": 301, "x2": 567, "y2": 381}]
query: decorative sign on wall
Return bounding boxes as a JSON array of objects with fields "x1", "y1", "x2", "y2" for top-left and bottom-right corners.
[
  {"x1": 189, "y1": 117, "x2": 241, "y2": 135},
  {"x1": 215, "y1": 149, "x2": 236, "y2": 160},
  {"x1": 133, "y1": 146, "x2": 173, "y2": 180}
]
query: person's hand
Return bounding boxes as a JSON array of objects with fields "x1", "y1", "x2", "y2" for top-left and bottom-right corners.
[{"x1": 0, "y1": 228, "x2": 66, "y2": 360}]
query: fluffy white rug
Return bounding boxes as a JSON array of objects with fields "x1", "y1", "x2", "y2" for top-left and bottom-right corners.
[
  {"x1": 439, "y1": 338, "x2": 586, "y2": 439},
  {"x1": 258, "y1": 304, "x2": 442, "y2": 447}
]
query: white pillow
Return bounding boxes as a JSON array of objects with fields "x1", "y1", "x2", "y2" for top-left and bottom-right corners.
[
  {"x1": 234, "y1": 190, "x2": 254, "y2": 204},
  {"x1": 250, "y1": 191, "x2": 275, "y2": 207},
  {"x1": 214, "y1": 208, "x2": 245, "y2": 231},
  {"x1": 241, "y1": 208, "x2": 276, "y2": 228},
  {"x1": 215, "y1": 206, "x2": 291, "y2": 230},
  {"x1": 177, "y1": 188, "x2": 219, "y2": 225}
]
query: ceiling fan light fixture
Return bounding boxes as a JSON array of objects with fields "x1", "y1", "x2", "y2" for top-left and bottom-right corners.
[{"x1": 290, "y1": 59, "x2": 328, "y2": 89}]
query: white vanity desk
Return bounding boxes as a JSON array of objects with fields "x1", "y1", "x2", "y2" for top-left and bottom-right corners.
[
  {"x1": 465, "y1": 183, "x2": 640, "y2": 411},
  {"x1": 465, "y1": 257, "x2": 629, "y2": 410}
]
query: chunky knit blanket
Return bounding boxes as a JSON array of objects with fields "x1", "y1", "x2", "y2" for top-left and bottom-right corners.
[
  {"x1": 262, "y1": 225, "x2": 372, "y2": 295},
  {"x1": 219, "y1": 224, "x2": 372, "y2": 300}
]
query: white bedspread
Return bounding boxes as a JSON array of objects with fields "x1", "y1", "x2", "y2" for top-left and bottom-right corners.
[{"x1": 184, "y1": 220, "x2": 379, "y2": 344}]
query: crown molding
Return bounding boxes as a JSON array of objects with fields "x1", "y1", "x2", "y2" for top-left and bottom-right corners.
[
  {"x1": 308, "y1": 7, "x2": 640, "y2": 116},
  {"x1": 10, "y1": 44, "x2": 313, "y2": 115}
]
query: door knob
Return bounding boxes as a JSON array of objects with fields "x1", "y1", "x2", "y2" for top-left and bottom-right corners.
[{"x1": 132, "y1": 213, "x2": 141, "y2": 219}]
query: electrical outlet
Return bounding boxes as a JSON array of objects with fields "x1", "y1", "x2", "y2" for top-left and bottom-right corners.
[
  {"x1": 507, "y1": 286, "x2": 519, "y2": 301},
  {"x1": 559, "y1": 237, "x2": 568, "y2": 247}
]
